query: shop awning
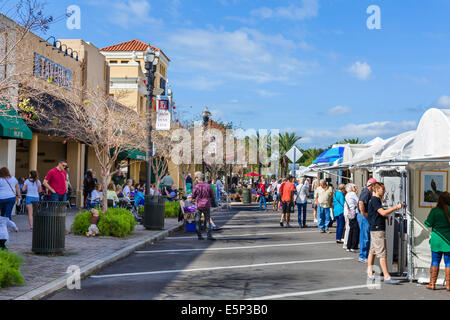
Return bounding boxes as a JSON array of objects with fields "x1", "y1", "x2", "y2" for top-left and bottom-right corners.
[
  {"x1": 0, "y1": 104, "x2": 33, "y2": 140},
  {"x1": 116, "y1": 148, "x2": 147, "y2": 161}
]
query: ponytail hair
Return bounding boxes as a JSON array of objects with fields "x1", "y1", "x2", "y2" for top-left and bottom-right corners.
[
  {"x1": 29, "y1": 170, "x2": 38, "y2": 183},
  {"x1": 436, "y1": 192, "x2": 450, "y2": 223}
]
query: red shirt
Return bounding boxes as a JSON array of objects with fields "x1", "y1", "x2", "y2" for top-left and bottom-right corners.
[
  {"x1": 45, "y1": 167, "x2": 67, "y2": 195},
  {"x1": 258, "y1": 184, "x2": 266, "y2": 195},
  {"x1": 280, "y1": 181, "x2": 295, "y2": 202}
]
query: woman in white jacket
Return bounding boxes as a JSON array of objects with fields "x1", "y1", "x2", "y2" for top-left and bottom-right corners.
[{"x1": 343, "y1": 184, "x2": 359, "y2": 250}]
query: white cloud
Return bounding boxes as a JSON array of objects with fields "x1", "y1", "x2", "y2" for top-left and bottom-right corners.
[
  {"x1": 437, "y1": 95, "x2": 450, "y2": 107},
  {"x1": 327, "y1": 106, "x2": 351, "y2": 116},
  {"x1": 348, "y1": 61, "x2": 372, "y2": 81},
  {"x1": 90, "y1": 0, "x2": 162, "y2": 28},
  {"x1": 165, "y1": 27, "x2": 319, "y2": 89},
  {"x1": 251, "y1": 0, "x2": 319, "y2": 21},
  {"x1": 303, "y1": 120, "x2": 417, "y2": 144}
]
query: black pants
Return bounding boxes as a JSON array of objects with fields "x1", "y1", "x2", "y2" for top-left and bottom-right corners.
[
  {"x1": 195, "y1": 208, "x2": 211, "y2": 238},
  {"x1": 347, "y1": 218, "x2": 360, "y2": 250},
  {"x1": 0, "y1": 239, "x2": 6, "y2": 250}
]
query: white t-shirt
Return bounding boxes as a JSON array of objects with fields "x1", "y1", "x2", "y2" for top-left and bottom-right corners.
[
  {"x1": 0, "y1": 177, "x2": 18, "y2": 200},
  {"x1": 24, "y1": 179, "x2": 41, "y2": 198},
  {"x1": 296, "y1": 183, "x2": 309, "y2": 204},
  {"x1": 123, "y1": 185, "x2": 131, "y2": 199},
  {"x1": 276, "y1": 183, "x2": 282, "y2": 193},
  {"x1": 91, "y1": 190, "x2": 101, "y2": 201}
]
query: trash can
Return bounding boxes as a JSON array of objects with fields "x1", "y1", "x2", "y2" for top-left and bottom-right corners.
[
  {"x1": 242, "y1": 188, "x2": 251, "y2": 204},
  {"x1": 143, "y1": 195, "x2": 166, "y2": 230},
  {"x1": 32, "y1": 201, "x2": 67, "y2": 255}
]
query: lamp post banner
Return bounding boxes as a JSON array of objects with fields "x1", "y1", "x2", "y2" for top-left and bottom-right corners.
[{"x1": 155, "y1": 96, "x2": 171, "y2": 130}]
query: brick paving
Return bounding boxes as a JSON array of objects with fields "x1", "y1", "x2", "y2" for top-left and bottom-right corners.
[{"x1": 0, "y1": 209, "x2": 182, "y2": 300}]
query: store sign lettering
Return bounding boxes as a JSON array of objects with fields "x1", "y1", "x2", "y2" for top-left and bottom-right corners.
[{"x1": 33, "y1": 53, "x2": 72, "y2": 90}]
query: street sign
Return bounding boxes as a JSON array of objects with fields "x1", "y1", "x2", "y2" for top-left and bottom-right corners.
[
  {"x1": 286, "y1": 146, "x2": 302, "y2": 178},
  {"x1": 285, "y1": 146, "x2": 302, "y2": 163},
  {"x1": 155, "y1": 96, "x2": 171, "y2": 130}
]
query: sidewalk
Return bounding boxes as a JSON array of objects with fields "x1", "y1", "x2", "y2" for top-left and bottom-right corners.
[{"x1": 0, "y1": 209, "x2": 183, "y2": 300}]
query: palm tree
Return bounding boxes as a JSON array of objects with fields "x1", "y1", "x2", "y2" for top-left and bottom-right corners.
[
  {"x1": 279, "y1": 132, "x2": 302, "y2": 177},
  {"x1": 336, "y1": 138, "x2": 366, "y2": 145},
  {"x1": 300, "y1": 148, "x2": 325, "y2": 167}
]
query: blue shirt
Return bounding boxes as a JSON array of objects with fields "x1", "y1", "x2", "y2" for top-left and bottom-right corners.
[{"x1": 333, "y1": 191, "x2": 345, "y2": 217}]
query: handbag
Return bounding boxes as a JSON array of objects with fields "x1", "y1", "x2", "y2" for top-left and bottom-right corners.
[
  {"x1": 3, "y1": 178, "x2": 19, "y2": 204},
  {"x1": 345, "y1": 198, "x2": 357, "y2": 220}
]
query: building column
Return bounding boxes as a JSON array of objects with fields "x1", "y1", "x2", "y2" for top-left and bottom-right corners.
[
  {"x1": 130, "y1": 162, "x2": 141, "y2": 183},
  {"x1": 29, "y1": 134, "x2": 38, "y2": 171},
  {"x1": 66, "y1": 141, "x2": 84, "y2": 207},
  {"x1": 0, "y1": 139, "x2": 17, "y2": 176}
]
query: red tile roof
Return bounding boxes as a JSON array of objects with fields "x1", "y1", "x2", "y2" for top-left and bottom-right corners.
[{"x1": 100, "y1": 39, "x2": 170, "y2": 61}]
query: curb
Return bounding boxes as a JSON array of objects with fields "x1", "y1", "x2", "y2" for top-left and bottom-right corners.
[{"x1": 13, "y1": 222, "x2": 184, "y2": 300}]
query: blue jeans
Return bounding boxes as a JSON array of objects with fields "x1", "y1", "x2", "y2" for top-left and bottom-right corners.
[
  {"x1": 297, "y1": 202, "x2": 307, "y2": 226},
  {"x1": 259, "y1": 196, "x2": 267, "y2": 210},
  {"x1": 335, "y1": 214, "x2": 345, "y2": 241},
  {"x1": 49, "y1": 192, "x2": 67, "y2": 202},
  {"x1": 357, "y1": 213, "x2": 371, "y2": 260},
  {"x1": 431, "y1": 251, "x2": 450, "y2": 268},
  {"x1": 318, "y1": 206, "x2": 331, "y2": 231},
  {"x1": 0, "y1": 197, "x2": 16, "y2": 220}
]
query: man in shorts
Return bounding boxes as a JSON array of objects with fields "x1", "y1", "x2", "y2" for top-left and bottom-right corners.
[
  {"x1": 367, "y1": 182, "x2": 404, "y2": 284},
  {"x1": 279, "y1": 176, "x2": 295, "y2": 228}
]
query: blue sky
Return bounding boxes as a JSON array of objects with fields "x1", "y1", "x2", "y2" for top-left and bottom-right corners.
[{"x1": 12, "y1": 0, "x2": 450, "y2": 148}]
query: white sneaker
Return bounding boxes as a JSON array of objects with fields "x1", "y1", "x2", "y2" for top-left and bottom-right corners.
[{"x1": 314, "y1": 219, "x2": 318, "y2": 223}]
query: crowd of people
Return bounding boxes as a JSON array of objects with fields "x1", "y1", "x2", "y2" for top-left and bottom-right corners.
[
  {"x1": 237, "y1": 175, "x2": 449, "y2": 288},
  {"x1": 0, "y1": 161, "x2": 448, "y2": 290}
]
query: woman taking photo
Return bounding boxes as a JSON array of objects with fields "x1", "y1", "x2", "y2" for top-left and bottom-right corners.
[
  {"x1": 0, "y1": 167, "x2": 21, "y2": 220},
  {"x1": 424, "y1": 192, "x2": 450, "y2": 291},
  {"x1": 22, "y1": 171, "x2": 42, "y2": 231}
]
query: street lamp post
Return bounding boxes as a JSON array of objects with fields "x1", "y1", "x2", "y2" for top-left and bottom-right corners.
[
  {"x1": 144, "y1": 48, "x2": 160, "y2": 196},
  {"x1": 202, "y1": 107, "x2": 211, "y2": 176}
]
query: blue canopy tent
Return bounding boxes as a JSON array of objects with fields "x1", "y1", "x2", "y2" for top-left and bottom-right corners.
[{"x1": 312, "y1": 147, "x2": 345, "y2": 164}]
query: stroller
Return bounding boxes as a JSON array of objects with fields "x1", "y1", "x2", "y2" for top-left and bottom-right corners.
[{"x1": 117, "y1": 197, "x2": 142, "y2": 224}]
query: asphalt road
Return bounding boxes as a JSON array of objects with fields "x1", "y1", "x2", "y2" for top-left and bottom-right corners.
[{"x1": 46, "y1": 204, "x2": 450, "y2": 300}]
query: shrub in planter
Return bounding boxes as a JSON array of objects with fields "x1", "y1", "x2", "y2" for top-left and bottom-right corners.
[
  {"x1": 0, "y1": 250, "x2": 24, "y2": 288},
  {"x1": 71, "y1": 210, "x2": 96, "y2": 235},
  {"x1": 98, "y1": 208, "x2": 135, "y2": 238},
  {"x1": 165, "y1": 201, "x2": 180, "y2": 218}
]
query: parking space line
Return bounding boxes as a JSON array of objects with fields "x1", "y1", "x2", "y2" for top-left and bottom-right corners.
[
  {"x1": 135, "y1": 241, "x2": 335, "y2": 254},
  {"x1": 90, "y1": 257, "x2": 353, "y2": 279},
  {"x1": 166, "y1": 230, "x2": 318, "y2": 240},
  {"x1": 246, "y1": 284, "x2": 370, "y2": 300}
]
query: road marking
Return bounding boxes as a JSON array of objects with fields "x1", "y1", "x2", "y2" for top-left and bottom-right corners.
[
  {"x1": 166, "y1": 230, "x2": 318, "y2": 240},
  {"x1": 90, "y1": 257, "x2": 353, "y2": 279},
  {"x1": 135, "y1": 241, "x2": 335, "y2": 254},
  {"x1": 246, "y1": 284, "x2": 370, "y2": 300}
]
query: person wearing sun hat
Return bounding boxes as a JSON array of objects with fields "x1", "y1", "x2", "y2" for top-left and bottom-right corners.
[{"x1": 357, "y1": 178, "x2": 377, "y2": 263}]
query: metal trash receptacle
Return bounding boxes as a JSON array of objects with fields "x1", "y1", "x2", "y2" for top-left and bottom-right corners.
[
  {"x1": 143, "y1": 195, "x2": 166, "y2": 230},
  {"x1": 242, "y1": 188, "x2": 251, "y2": 204},
  {"x1": 32, "y1": 201, "x2": 67, "y2": 255}
]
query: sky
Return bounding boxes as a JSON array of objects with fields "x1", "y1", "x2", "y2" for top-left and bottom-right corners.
[{"x1": 6, "y1": 0, "x2": 450, "y2": 148}]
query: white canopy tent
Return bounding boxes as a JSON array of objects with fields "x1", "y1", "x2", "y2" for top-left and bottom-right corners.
[{"x1": 311, "y1": 108, "x2": 450, "y2": 281}]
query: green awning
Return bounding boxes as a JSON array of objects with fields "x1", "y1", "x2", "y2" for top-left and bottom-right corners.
[
  {"x1": 116, "y1": 148, "x2": 147, "y2": 161},
  {"x1": 0, "y1": 104, "x2": 33, "y2": 140}
]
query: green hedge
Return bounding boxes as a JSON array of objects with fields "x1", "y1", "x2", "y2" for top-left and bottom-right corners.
[
  {"x1": 165, "y1": 201, "x2": 180, "y2": 218},
  {"x1": 71, "y1": 208, "x2": 136, "y2": 238},
  {"x1": 137, "y1": 201, "x2": 180, "y2": 218},
  {"x1": 0, "y1": 250, "x2": 24, "y2": 288}
]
